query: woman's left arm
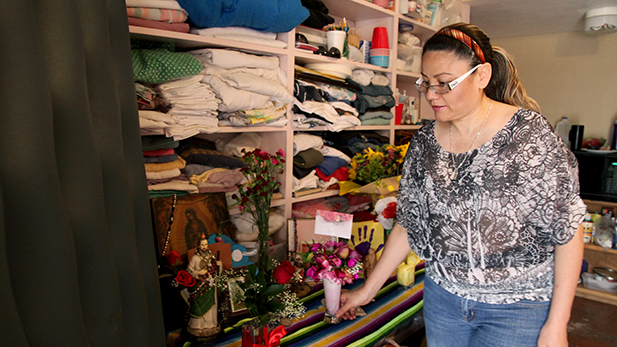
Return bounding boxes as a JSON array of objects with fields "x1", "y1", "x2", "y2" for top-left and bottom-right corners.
[{"x1": 537, "y1": 224, "x2": 584, "y2": 347}]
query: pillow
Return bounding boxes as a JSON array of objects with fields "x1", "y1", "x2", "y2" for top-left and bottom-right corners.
[{"x1": 293, "y1": 133, "x2": 323, "y2": 156}]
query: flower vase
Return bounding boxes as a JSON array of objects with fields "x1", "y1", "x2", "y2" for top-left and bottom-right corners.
[
  {"x1": 255, "y1": 206, "x2": 271, "y2": 271},
  {"x1": 323, "y1": 277, "x2": 342, "y2": 316},
  {"x1": 241, "y1": 319, "x2": 265, "y2": 347},
  {"x1": 257, "y1": 239, "x2": 270, "y2": 272}
]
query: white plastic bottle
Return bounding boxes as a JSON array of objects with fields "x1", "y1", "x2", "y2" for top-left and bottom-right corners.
[{"x1": 555, "y1": 117, "x2": 572, "y2": 148}]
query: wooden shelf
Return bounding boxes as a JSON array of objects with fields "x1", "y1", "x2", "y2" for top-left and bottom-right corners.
[
  {"x1": 321, "y1": 0, "x2": 395, "y2": 22},
  {"x1": 396, "y1": 70, "x2": 422, "y2": 84},
  {"x1": 575, "y1": 285, "x2": 617, "y2": 306},
  {"x1": 129, "y1": 26, "x2": 289, "y2": 55},
  {"x1": 585, "y1": 243, "x2": 617, "y2": 255},
  {"x1": 294, "y1": 49, "x2": 392, "y2": 73},
  {"x1": 292, "y1": 189, "x2": 340, "y2": 203}
]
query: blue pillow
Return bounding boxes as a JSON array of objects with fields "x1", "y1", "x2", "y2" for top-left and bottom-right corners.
[{"x1": 178, "y1": 0, "x2": 310, "y2": 33}]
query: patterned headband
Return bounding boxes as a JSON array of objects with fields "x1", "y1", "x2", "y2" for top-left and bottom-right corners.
[{"x1": 435, "y1": 27, "x2": 486, "y2": 64}]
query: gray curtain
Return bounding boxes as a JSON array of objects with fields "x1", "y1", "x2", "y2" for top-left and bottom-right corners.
[{"x1": 0, "y1": 0, "x2": 165, "y2": 345}]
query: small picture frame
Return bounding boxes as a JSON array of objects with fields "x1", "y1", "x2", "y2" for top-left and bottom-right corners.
[
  {"x1": 227, "y1": 277, "x2": 247, "y2": 313},
  {"x1": 288, "y1": 218, "x2": 337, "y2": 254}
]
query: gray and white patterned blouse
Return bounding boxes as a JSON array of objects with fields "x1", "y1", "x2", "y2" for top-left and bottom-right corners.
[{"x1": 397, "y1": 108, "x2": 586, "y2": 304}]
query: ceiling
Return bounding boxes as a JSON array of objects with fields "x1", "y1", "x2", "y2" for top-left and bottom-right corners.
[{"x1": 463, "y1": 0, "x2": 617, "y2": 38}]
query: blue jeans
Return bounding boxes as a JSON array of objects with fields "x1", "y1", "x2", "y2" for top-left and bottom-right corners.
[{"x1": 424, "y1": 276, "x2": 550, "y2": 347}]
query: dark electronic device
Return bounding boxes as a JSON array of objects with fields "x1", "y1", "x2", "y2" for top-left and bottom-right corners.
[{"x1": 574, "y1": 150, "x2": 617, "y2": 202}]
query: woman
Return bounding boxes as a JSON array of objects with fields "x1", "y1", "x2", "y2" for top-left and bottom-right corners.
[{"x1": 336, "y1": 23, "x2": 586, "y2": 347}]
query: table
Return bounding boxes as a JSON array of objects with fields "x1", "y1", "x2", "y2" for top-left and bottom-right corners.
[{"x1": 204, "y1": 264, "x2": 425, "y2": 347}]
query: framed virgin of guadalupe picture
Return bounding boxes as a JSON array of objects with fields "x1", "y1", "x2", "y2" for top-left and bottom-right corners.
[{"x1": 150, "y1": 192, "x2": 236, "y2": 264}]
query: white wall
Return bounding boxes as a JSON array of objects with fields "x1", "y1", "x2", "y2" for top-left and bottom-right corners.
[{"x1": 492, "y1": 31, "x2": 617, "y2": 141}]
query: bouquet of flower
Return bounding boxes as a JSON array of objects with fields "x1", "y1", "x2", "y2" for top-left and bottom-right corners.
[
  {"x1": 236, "y1": 260, "x2": 306, "y2": 326},
  {"x1": 231, "y1": 148, "x2": 285, "y2": 269},
  {"x1": 301, "y1": 241, "x2": 363, "y2": 285},
  {"x1": 348, "y1": 143, "x2": 409, "y2": 186}
]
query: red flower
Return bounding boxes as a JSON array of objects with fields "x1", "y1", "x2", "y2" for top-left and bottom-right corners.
[
  {"x1": 176, "y1": 270, "x2": 196, "y2": 287},
  {"x1": 273, "y1": 260, "x2": 296, "y2": 284},
  {"x1": 165, "y1": 250, "x2": 182, "y2": 267},
  {"x1": 382, "y1": 202, "x2": 397, "y2": 219}
]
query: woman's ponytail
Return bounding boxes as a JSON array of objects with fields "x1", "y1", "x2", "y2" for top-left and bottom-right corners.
[{"x1": 487, "y1": 46, "x2": 540, "y2": 113}]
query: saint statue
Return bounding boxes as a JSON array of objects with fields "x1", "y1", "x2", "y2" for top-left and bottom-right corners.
[{"x1": 186, "y1": 233, "x2": 222, "y2": 337}]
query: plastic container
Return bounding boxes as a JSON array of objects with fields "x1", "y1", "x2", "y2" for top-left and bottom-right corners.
[
  {"x1": 582, "y1": 272, "x2": 617, "y2": 293},
  {"x1": 555, "y1": 117, "x2": 572, "y2": 147}
]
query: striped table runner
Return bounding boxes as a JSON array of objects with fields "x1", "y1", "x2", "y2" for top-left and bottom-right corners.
[{"x1": 211, "y1": 265, "x2": 425, "y2": 347}]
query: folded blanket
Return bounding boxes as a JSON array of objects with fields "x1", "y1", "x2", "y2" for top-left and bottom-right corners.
[
  {"x1": 189, "y1": 48, "x2": 280, "y2": 70},
  {"x1": 316, "y1": 156, "x2": 348, "y2": 176},
  {"x1": 148, "y1": 180, "x2": 199, "y2": 194},
  {"x1": 180, "y1": 148, "x2": 247, "y2": 168},
  {"x1": 361, "y1": 118, "x2": 391, "y2": 125},
  {"x1": 293, "y1": 148, "x2": 324, "y2": 169},
  {"x1": 293, "y1": 133, "x2": 324, "y2": 156},
  {"x1": 144, "y1": 153, "x2": 178, "y2": 163},
  {"x1": 320, "y1": 146, "x2": 351, "y2": 163},
  {"x1": 131, "y1": 48, "x2": 202, "y2": 84},
  {"x1": 316, "y1": 166, "x2": 348, "y2": 182},
  {"x1": 141, "y1": 135, "x2": 179, "y2": 151},
  {"x1": 190, "y1": 168, "x2": 244, "y2": 187},
  {"x1": 138, "y1": 110, "x2": 175, "y2": 129},
  {"x1": 145, "y1": 168, "x2": 181, "y2": 180},
  {"x1": 197, "y1": 182, "x2": 239, "y2": 193},
  {"x1": 144, "y1": 156, "x2": 186, "y2": 172},
  {"x1": 128, "y1": 17, "x2": 190, "y2": 32},
  {"x1": 293, "y1": 170, "x2": 318, "y2": 191},
  {"x1": 125, "y1": 0, "x2": 185, "y2": 11},
  {"x1": 190, "y1": 26, "x2": 277, "y2": 40},
  {"x1": 184, "y1": 163, "x2": 216, "y2": 177},
  {"x1": 218, "y1": 108, "x2": 287, "y2": 126},
  {"x1": 359, "y1": 110, "x2": 394, "y2": 120},
  {"x1": 188, "y1": 167, "x2": 228, "y2": 184},
  {"x1": 177, "y1": 0, "x2": 309, "y2": 33},
  {"x1": 144, "y1": 148, "x2": 175, "y2": 157},
  {"x1": 202, "y1": 35, "x2": 287, "y2": 49},
  {"x1": 127, "y1": 7, "x2": 188, "y2": 23}
]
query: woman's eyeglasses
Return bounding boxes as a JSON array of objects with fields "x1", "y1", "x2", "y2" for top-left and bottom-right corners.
[{"x1": 415, "y1": 64, "x2": 482, "y2": 94}]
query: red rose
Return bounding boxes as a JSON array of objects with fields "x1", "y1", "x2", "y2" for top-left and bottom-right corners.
[
  {"x1": 165, "y1": 250, "x2": 182, "y2": 267},
  {"x1": 176, "y1": 270, "x2": 196, "y2": 287},
  {"x1": 382, "y1": 202, "x2": 397, "y2": 219},
  {"x1": 273, "y1": 260, "x2": 296, "y2": 284}
]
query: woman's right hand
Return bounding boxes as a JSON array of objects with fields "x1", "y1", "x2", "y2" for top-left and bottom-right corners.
[{"x1": 335, "y1": 286, "x2": 372, "y2": 320}]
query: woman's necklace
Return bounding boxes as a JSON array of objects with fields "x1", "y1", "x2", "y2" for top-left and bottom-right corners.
[{"x1": 449, "y1": 100, "x2": 493, "y2": 180}]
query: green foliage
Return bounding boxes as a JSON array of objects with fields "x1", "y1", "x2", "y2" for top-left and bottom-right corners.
[{"x1": 241, "y1": 256, "x2": 286, "y2": 325}]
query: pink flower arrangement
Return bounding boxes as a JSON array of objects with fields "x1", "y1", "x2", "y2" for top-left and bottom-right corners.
[{"x1": 302, "y1": 241, "x2": 363, "y2": 285}]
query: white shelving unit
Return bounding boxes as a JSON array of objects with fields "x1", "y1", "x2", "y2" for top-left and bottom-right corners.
[{"x1": 130, "y1": 0, "x2": 457, "y2": 246}]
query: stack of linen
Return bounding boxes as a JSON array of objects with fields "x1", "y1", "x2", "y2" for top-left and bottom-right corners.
[
  {"x1": 189, "y1": 48, "x2": 293, "y2": 127},
  {"x1": 132, "y1": 40, "x2": 222, "y2": 140},
  {"x1": 292, "y1": 79, "x2": 361, "y2": 131},
  {"x1": 291, "y1": 133, "x2": 351, "y2": 192},
  {"x1": 348, "y1": 71, "x2": 396, "y2": 125},
  {"x1": 126, "y1": 0, "x2": 190, "y2": 33},
  {"x1": 142, "y1": 136, "x2": 199, "y2": 197},
  {"x1": 158, "y1": 72, "x2": 221, "y2": 140},
  {"x1": 175, "y1": 137, "x2": 247, "y2": 195}
]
